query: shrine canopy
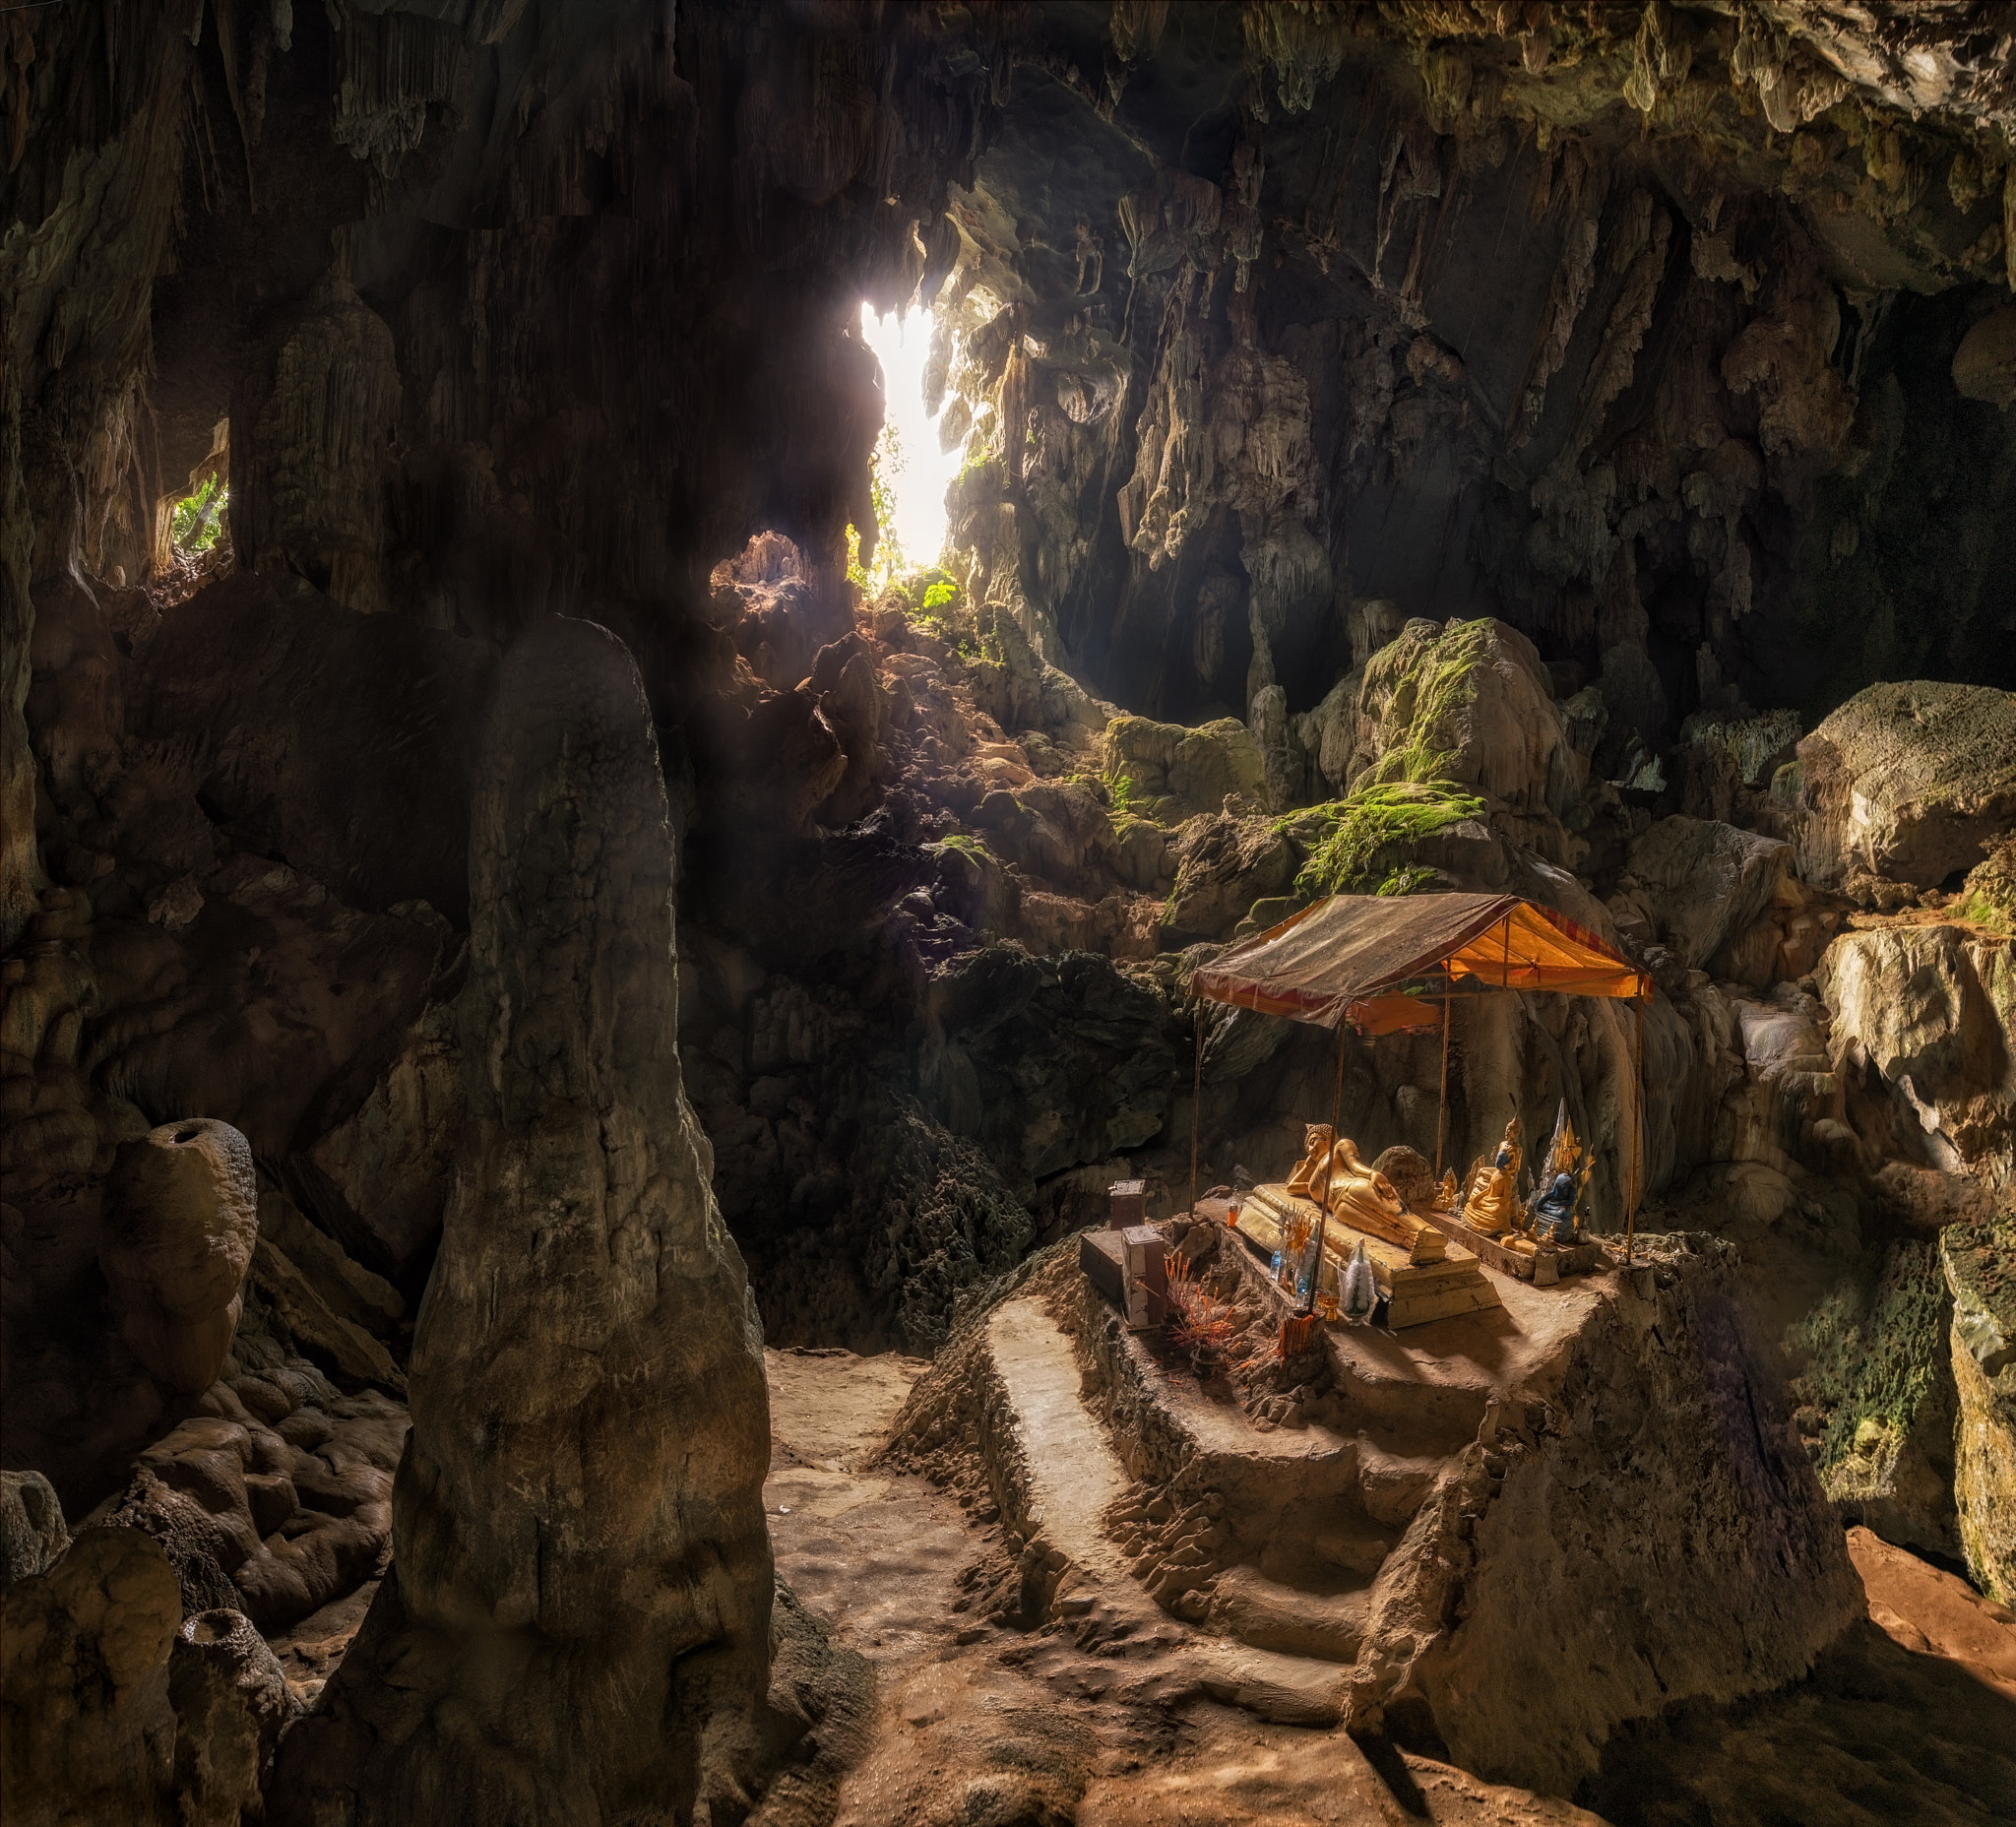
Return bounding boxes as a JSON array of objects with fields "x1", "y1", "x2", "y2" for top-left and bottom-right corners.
[{"x1": 1188, "y1": 892, "x2": 1653, "y2": 1036}]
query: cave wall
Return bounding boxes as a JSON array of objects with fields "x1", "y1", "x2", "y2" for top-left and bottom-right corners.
[{"x1": 929, "y1": 3, "x2": 2016, "y2": 761}]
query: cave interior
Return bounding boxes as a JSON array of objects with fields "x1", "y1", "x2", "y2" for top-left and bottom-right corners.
[{"x1": 3, "y1": 3, "x2": 2016, "y2": 1824}]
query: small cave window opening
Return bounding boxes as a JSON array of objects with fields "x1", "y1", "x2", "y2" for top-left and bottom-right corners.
[
  {"x1": 169, "y1": 472, "x2": 228, "y2": 556},
  {"x1": 855, "y1": 302, "x2": 962, "y2": 594}
]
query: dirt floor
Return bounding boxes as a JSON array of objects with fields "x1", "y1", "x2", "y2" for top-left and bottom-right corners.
[{"x1": 764, "y1": 1347, "x2": 2016, "y2": 1827}]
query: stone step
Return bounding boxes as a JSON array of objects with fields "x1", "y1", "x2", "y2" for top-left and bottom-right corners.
[{"x1": 975, "y1": 1294, "x2": 1354, "y2": 1725}]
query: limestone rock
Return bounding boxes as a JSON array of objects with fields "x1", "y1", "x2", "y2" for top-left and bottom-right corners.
[
  {"x1": 1626, "y1": 815, "x2": 1796, "y2": 971},
  {"x1": 1104, "y1": 715, "x2": 1267, "y2": 822},
  {"x1": 0, "y1": 1528, "x2": 183, "y2": 1827},
  {"x1": 135, "y1": 570, "x2": 494, "y2": 923},
  {"x1": 1, "y1": 1470, "x2": 70, "y2": 1582},
  {"x1": 920, "y1": 945, "x2": 1176, "y2": 1185},
  {"x1": 1793, "y1": 682, "x2": 2016, "y2": 890},
  {"x1": 167, "y1": 1608, "x2": 299, "y2": 1827},
  {"x1": 1677, "y1": 704, "x2": 1801, "y2": 788},
  {"x1": 1391, "y1": 1237, "x2": 1865, "y2": 1795},
  {"x1": 292, "y1": 1000, "x2": 462, "y2": 1283},
  {"x1": 276, "y1": 617, "x2": 775, "y2": 1825},
  {"x1": 98, "y1": 1120, "x2": 260, "y2": 1396},
  {"x1": 1162, "y1": 813, "x2": 1294, "y2": 941},
  {"x1": 1942, "y1": 1214, "x2": 2016, "y2": 1604},
  {"x1": 1346, "y1": 618, "x2": 1581, "y2": 820},
  {"x1": 1951, "y1": 303, "x2": 2016, "y2": 408},
  {"x1": 1785, "y1": 1237, "x2": 1961, "y2": 1561},
  {"x1": 1818, "y1": 922, "x2": 2016, "y2": 1183}
]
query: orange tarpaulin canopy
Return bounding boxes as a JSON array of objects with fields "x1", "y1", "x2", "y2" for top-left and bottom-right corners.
[{"x1": 1188, "y1": 892, "x2": 1652, "y2": 1034}]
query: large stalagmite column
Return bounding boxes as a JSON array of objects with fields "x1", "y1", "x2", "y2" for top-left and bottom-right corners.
[{"x1": 275, "y1": 616, "x2": 774, "y2": 1825}]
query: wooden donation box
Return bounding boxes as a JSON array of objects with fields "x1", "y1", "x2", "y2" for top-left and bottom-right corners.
[
  {"x1": 1079, "y1": 1225, "x2": 1166, "y2": 1329},
  {"x1": 1238, "y1": 1183, "x2": 1498, "y2": 1328}
]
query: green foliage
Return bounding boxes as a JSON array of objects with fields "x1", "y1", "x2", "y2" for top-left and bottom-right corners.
[
  {"x1": 1367, "y1": 616, "x2": 1496, "y2": 788},
  {"x1": 1105, "y1": 770, "x2": 1138, "y2": 816},
  {"x1": 1292, "y1": 779, "x2": 1484, "y2": 900},
  {"x1": 170, "y1": 473, "x2": 227, "y2": 554},
  {"x1": 921, "y1": 579, "x2": 959, "y2": 612},
  {"x1": 1787, "y1": 1239, "x2": 1948, "y2": 1494}
]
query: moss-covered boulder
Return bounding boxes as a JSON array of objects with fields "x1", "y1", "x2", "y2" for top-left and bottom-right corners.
[
  {"x1": 1943, "y1": 1212, "x2": 2016, "y2": 1604},
  {"x1": 1344, "y1": 617, "x2": 1581, "y2": 819},
  {"x1": 1104, "y1": 715, "x2": 1267, "y2": 824},
  {"x1": 1957, "y1": 833, "x2": 2016, "y2": 937},
  {"x1": 1793, "y1": 681, "x2": 2016, "y2": 889}
]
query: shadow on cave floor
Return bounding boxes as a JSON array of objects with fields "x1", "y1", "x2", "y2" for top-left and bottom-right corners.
[{"x1": 1578, "y1": 1618, "x2": 2016, "y2": 1827}]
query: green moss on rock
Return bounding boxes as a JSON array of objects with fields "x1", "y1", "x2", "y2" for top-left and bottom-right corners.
[{"x1": 1786, "y1": 1237, "x2": 1958, "y2": 1559}]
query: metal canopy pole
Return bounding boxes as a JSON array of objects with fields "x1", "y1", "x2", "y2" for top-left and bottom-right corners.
[
  {"x1": 1434, "y1": 995, "x2": 1451, "y2": 1180},
  {"x1": 1189, "y1": 998, "x2": 1203, "y2": 1220},
  {"x1": 1302, "y1": 1016, "x2": 1348, "y2": 1317},
  {"x1": 1626, "y1": 994, "x2": 1645, "y2": 1263}
]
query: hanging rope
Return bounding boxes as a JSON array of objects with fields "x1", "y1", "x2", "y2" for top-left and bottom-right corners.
[{"x1": 1188, "y1": 997, "x2": 1203, "y2": 1220}]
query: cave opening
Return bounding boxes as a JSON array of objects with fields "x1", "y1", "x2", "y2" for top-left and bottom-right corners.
[{"x1": 857, "y1": 300, "x2": 964, "y2": 590}]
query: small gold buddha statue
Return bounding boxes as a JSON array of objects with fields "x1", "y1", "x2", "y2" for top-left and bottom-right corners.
[{"x1": 1461, "y1": 1118, "x2": 1523, "y2": 1235}]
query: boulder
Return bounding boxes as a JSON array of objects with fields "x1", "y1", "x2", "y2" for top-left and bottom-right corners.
[
  {"x1": 1162, "y1": 813, "x2": 1294, "y2": 940},
  {"x1": 921, "y1": 946, "x2": 1176, "y2": 1185},
  {"x1": 1943, "y1": 1214, "x2": 2016, "y2": 1605},
  {"x1": 167, "y1": 1608, "x2": 299, "y2": 1827},
  {"x1": 1817, "y1": 922, "x2": 2016, "y2": 1183},
  {"x1": 1346, "y1": 618, "x2": 1580, "y2": 818},
  {"x1": 98, "y1": 1120, "x2": 260, "y2": 1395},
  {"x1": 1105, "y1": 715, "x2": 1267, "y2": 822},
  {"x1": 1951, "y1": 303, "x2": 2016, "y2": 408},
  {"x1": 1726, "y1": 989, "x2": 1840, "y2": 1168},
  {"x1": 1792, "y1": 681, "x2": 2016, "y2": 890},
  {"x1": 1, "y1": 1470, "x2": 70, "y2": 1582},
  {"x1": 0, "y1": 1528, "x2": 183, "y2": 1826},
  {"x1": 276, "y1": 616, "x2": 776, "y2": 1825},
  {"x1": 1626, "y1": 816, "x2": 1796, "y2": 971}
]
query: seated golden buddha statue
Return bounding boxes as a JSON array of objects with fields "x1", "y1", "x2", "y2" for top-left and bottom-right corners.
[{"x1": 1461, "y1": 1118, "x2": 1523, "y2": 1235}]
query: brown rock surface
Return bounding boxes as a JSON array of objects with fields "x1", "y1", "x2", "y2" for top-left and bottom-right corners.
[
  {"x1": 0, "y1": 1528, "x2": 184, "y2": 1826},
  {"x1": 97, "y1": 1119, "x2": 260, "y2": 1396},
  {"x1": 1943, "y1": 1212, "x2": 2016, "y2": 1605},
  {"x1": 274, "y1": 616, "x2": 775, "y2": 1824},
  {"x1": 1794, "y1": 683, "x2": 2016, "y2": 891}
]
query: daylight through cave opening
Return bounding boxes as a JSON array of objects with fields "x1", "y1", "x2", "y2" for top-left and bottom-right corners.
[{"x1": 857, "y1": 301, "x2": 963, "y2": 593}]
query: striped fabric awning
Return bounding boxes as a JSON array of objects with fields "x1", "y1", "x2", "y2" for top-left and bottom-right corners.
[{"x1": 1187, "y1": 892, "x2": 1652, "y2": 1034}]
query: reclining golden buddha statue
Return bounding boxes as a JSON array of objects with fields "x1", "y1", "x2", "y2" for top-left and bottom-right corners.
[{"x1": 1281, "y1": 1124, "x2": 1446, "y2": 1260}]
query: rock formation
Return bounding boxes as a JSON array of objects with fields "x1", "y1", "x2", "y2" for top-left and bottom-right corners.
[
  {"x1": 98, "y1": 1120, "x2": 261, "y2": 1396},
  {"x1": 1944, "y1": 1213, "x2": 2016, "y2": 1604},
  {"x1": 275, "y1": 617, "x2": 775, "y2": 1824}
]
